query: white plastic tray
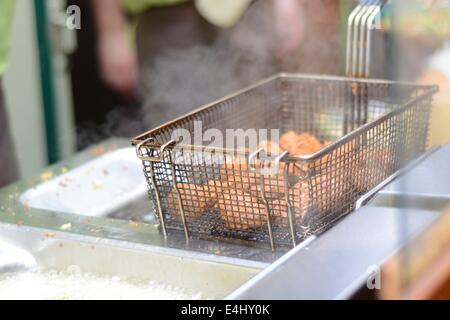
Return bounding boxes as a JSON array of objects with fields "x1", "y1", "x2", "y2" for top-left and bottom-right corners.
[{"x1": 20, "y1": 148, "x2": 148, "y2": 217}]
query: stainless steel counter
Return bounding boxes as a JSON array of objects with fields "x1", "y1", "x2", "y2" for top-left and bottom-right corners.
[
  {"x1": 227, "y1": 144, "x2": 450, "y2": 299},
  {"x1": 227, "y1": 206, "x2": 440, "y2": 299},
  {"x1": 1, "y1": 138, "x2": 449, "y2": 299},
  {"x1": 0, "y1": 139, "x2": 275, "y2": 298},
  {"x1": 0, "y1": 139, "x2": 282, "y2": 265},
  {"x1": 380, "y1": 143, "x2": 450, "y2": 198}
]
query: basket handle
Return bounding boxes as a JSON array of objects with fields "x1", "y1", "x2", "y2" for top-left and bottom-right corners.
[
  {"x1": 346, "y1": 0, "x2": 387, "y2": 78},
  {"x1": 136, "y1": 138, "x2": 178, "y2": 162}
]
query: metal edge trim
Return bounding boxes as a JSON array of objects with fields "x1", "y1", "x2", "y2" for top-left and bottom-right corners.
[
  {"x1": 224, "y1": 235, "x2": 317, "y2": 300},
  {"x1": 355, "y1": 146, "x2": 442, "y2": 209},
  {"x1": 0, "y1": 222, "x2": 268, "y2": 270}
]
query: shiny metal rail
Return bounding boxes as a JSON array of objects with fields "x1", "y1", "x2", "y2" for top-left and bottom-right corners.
[{"x1": 346, "y1": 0, "x2": 387, "y2": 78}]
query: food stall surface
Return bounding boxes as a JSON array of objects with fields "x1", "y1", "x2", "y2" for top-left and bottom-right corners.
[
  {"x1": 0, "y1": 139, "x2": 272, "y2": 300},
  {"x1": 1, "y1": 138, "x2": 449, "y2": 299}
]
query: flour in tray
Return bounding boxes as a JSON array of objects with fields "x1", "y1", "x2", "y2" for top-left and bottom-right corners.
[{"x1": 0, "y1": 270, "x2": 204, "y2": 300}]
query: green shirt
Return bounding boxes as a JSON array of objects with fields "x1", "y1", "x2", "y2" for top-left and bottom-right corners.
[
  {"x1": 0, "y1": 0, "x2": 15, "y2": 75},
  {"x1": 120, "y1": 0, "x2": 188, "y2": 14}
]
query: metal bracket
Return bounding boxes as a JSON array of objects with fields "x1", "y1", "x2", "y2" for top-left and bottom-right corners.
[
  {"x1": 248, "y1": 148, "x2": 265, "y2": 173},
  {"x1": 136, "y1": 138, "x2": 177, "y2": 162},
  {"x1": 249, "y1": 149, "x2": 289, "y2": 177},
  {"x1": 252, "y1": 151, "x2": 291, "y2": 251},
  {"x1": 170, "y1": 154, "x2": 190, "y2": 242}
]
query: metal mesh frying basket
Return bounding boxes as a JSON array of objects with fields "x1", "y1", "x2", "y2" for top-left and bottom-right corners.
[{"x1": 132, "y1": 74, "x2": 438, "y2": 250}]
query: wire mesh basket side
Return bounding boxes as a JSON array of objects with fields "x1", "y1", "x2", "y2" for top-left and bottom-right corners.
[{"x1": 134, "y1": 75, "x2": 438, "y2": 249}]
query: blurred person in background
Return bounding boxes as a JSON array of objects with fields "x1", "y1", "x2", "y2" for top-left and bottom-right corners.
[
  {"x1": 0, "y1": 0, "x2": 19, "y2": 188},
  {"x1": 92, "y1": 0, "x2": 272, "y2": 132},
  {"x1": 67, "y1": 0, "x2": 450, "y2": 150},
  {"x1": 91, "y1": 0, "x2": 341, "y2": 132},
  {"x1": 67, "y1": 0, "x2": 140, "y2": 150},
  {"x1": 73, "y1": 0, "x2": 266, "y2": 148}
]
